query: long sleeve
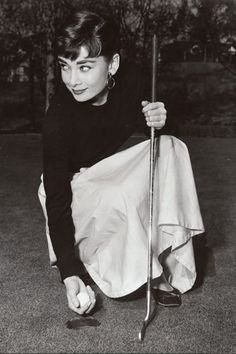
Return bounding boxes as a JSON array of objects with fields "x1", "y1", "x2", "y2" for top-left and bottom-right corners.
[{"x1": 43, "y1": 97, "x2": 81, "y2": 281}]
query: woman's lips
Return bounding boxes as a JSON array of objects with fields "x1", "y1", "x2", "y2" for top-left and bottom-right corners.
[{"x1": 72, "y1": 88, "x2": 87, "y2": 95}]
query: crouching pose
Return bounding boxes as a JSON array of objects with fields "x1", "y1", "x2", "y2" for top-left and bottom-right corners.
[{"x1": 38, "y1": 10, "x2": 204, "y2": 315}]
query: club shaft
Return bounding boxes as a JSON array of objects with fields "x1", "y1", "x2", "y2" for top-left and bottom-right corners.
[
  {"x1": 152, "y1": 34, "x2": 157, "y2": 102},
  {"x1": 139, "y1": 34, "x2": 158, "y2": 342},
  {"x1": 147, "y1": 33, "x2": 157, "y2": 298}
]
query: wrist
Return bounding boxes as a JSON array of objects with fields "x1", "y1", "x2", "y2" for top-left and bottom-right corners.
[{"x1": 63, "y1": 275, "x2": 81, "y2": 285}]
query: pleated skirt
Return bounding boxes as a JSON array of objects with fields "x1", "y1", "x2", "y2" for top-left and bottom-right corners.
[{"x1": 38, "y1": 135, "x2": 204, "y2": 298}]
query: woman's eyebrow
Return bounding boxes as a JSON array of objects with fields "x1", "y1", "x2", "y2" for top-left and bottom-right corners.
[
  {"x1": 58, "y1": 57, "x2": 96, "y2": 65},
  {"x1": 75, "y1": 59, "x2": 97, "y2": 65},
  {"x1": 58, "y1": 58, "x2": 68, "y2": 64}
]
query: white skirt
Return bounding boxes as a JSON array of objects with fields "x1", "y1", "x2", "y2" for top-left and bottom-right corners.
[{"x1": 38, "y1": 135, "x2": 204, "y2": 298}]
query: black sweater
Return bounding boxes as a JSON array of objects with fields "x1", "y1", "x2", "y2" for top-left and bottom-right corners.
[{"x1": 43, "y1": 63, "x2": 162, "y2": 281}]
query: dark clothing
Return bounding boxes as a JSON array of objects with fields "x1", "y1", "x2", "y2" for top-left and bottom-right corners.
[{"x1": 43, "y1": 63, "x2": 162, "y2": 281}]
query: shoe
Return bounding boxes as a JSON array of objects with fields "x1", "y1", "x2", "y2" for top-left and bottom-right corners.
[{"x1": 152, "y1": 289, "x2": 182, "y2": 307}]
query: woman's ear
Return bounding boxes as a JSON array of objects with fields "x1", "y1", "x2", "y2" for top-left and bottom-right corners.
[{"x1": 108, "y1": 53, "x2": 120, "y2": 75}]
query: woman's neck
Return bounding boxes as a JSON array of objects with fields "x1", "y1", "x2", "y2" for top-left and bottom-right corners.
[{"x1": 91, "y1": 87, "x2": 109, "y2": 106}]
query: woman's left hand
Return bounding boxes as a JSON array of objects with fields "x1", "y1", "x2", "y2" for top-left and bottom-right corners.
[{"x1": 142, "y1": 101, "x2": 167, "y2": 130}]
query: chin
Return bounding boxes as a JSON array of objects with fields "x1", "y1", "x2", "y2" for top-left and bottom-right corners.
[{"x1": 71, "y1": 93, "x2": 91, "y2": 102}]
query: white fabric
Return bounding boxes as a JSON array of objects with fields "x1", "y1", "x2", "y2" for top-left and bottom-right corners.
[{"x1": 38, "y1": 135, "x2": 204, "y2": 298}]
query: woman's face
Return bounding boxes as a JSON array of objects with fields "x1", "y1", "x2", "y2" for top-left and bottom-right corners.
[{"x1": 58, "y1": 46, "x2": 111, "y2": 105}]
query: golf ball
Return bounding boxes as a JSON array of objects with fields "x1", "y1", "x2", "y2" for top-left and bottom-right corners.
[{"x1": 77, "y1": 292, "x2": 90, "y2": 307}]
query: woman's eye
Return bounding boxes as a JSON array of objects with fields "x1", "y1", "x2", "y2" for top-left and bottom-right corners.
[
  {"x1": 80, "y1": 66, "x2": 91, "y2": 72},
  {"x1": 59, "y1": 64, "x2": 69, "y2": 71}
]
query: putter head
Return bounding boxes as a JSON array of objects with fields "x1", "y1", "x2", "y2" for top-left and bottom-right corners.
[
  {"x1": 138, "y1": 305, "x2": 157, "y2": 342},
  {"x1": 139, "y1": 322, "x2": 147, "y2": 342}
]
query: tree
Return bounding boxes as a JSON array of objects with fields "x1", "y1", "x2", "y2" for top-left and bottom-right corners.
[
  {"x1": 170, "y1": 0, "x2": 194, "y2": 61},
  {"x1": 190, "y1": 0, "x2": 234, "y2": 62},
  {"x1": 0, "y1": 0, "x2": 44, "y2": 128}
]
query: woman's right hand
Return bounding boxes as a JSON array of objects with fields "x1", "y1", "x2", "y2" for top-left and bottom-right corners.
[{"x1": 63, "y1": 275, "x2": 96, "y2": 315}]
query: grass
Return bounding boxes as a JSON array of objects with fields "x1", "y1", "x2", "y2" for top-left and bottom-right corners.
[{"x1": 0, "y1": 134, "x2": 235, "y2": 353}]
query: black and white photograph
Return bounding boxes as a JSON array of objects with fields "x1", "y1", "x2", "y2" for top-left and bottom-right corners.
[{"x1": 0, "y1": 0, "x2": 235, "y2": 353}]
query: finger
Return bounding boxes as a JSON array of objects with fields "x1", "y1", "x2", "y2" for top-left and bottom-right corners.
[
  {"x1": 83, "y1": 287, "x2": 95, "y2": 314},
  {"x1": 85, "y1": 286, "x2": 96, "y2": 314},
  {"x1": 86, "y1": 285, "x2": 95, "y2": 298},
  {"x1": 69, "y1": 296, "x2": 91, "y2": 315},
  {"x1": 77, "y1": 288, "x2": 95, "y2": 315},
  {"x1": 146, "y1": 114, "x2": 166, "y2": 122},
  {"x1": 145, "y1": 113, "x2": 163, "y2": 121},
  {"x1": 146, "y1": 121, "x2": 165, "y2": 129},
  {"x1": 85, "y1": 302, "x2": 95, "y2": 314},
  {"x1": 72, "y1": 286, "x2": 95, "y2": 315},
  {"x1": 141, "y1": 100, "x2": 149, "y2": 107},
  {"x1": 144, "y1": 107, "x2": 167, "y2": 118},
  {"x1": 67, "y1": 296, "x2": 86, "y2": 315},
  {"x1": 68, "y1": 291, "x2": 79, "y2": 308},
  {"x1": 142, "y1": 101, "x2": 164, "y2": 113},
  {"x1": 146, "y1": 116, "x2": 166, "y2": 125},
  {"x1": 143, "y1": 110, "x2": 166, "y2": 122},
  {"x1": 78, "y1": 301, "x2": 91, "y2": 315}
]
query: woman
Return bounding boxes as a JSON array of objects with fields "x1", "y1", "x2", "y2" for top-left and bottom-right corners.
[{"x1": 38, "y1": 10, "x2": 204, "y2": 316}]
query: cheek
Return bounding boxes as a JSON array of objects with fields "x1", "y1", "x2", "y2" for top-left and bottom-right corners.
[
  {"x1": 61, "y1": 71, "x2": 68, "y2": 84},
  {"x1": 90, "y1": 69, "x2": 107, "y2": 89}
]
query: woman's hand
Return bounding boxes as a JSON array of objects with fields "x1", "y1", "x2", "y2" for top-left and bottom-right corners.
[
  {"x1": 142, "y1": 101, "x2": 167, "y2": 130},
  {"x1": 63, "y1": 275, "x2": 96, "y2": 315}
]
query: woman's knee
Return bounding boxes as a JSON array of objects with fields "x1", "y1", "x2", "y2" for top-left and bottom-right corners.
[
  {"x1": 160, "y1": 135, "x2": 188, "y2": 155},
  {"x1": 98, "y1": 182, "x2": 123, "y2": 206}
]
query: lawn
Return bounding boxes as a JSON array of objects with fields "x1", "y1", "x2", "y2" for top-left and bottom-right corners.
[{"x1": 0, "y1": 134, "x2": 235, "y2": 353}]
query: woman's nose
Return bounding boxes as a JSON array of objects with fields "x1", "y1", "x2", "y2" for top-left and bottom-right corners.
[{"x1": 69, "y1": 70, "x2": 81, "y2": 87}]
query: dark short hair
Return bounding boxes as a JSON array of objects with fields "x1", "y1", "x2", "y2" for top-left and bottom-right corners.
[{"x1": 57, "y1": 10, "x2": 120, "y2": 61}]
